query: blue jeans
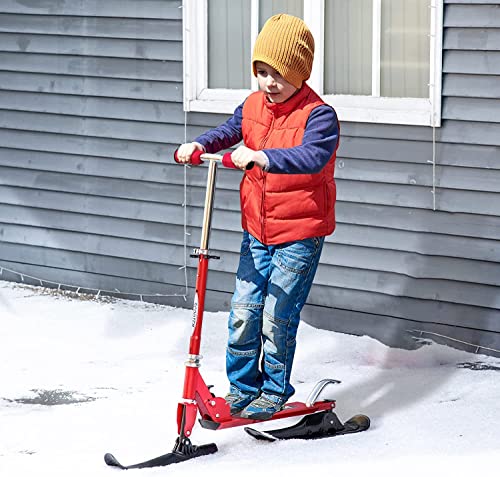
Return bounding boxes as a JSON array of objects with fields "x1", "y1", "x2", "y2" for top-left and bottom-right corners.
[{"x1": 226, "y1": 231, "x2": 325, "y2": 404}]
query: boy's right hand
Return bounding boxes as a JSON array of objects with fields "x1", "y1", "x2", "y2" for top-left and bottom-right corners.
[{"x1": 176, "y1": 142, "x2": 205, "y2": 164}]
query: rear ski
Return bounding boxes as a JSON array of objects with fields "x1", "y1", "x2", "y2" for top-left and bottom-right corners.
[{"x1": 244, "y1": 410, "x2": 370, "y2": 441}]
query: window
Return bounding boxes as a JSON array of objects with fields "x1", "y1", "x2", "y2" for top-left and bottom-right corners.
[{"x1": 183, "y1": 0, "x2": 443, "y2": 126}]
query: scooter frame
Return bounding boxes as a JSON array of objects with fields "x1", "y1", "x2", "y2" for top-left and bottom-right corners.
[{"x1": 104, "y1": 152, "x2": 350, "y2": 470}]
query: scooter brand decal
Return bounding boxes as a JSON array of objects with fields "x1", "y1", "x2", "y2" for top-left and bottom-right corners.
[{"x1": 192, "y1": 293, "x2": 198, "y2": 328}]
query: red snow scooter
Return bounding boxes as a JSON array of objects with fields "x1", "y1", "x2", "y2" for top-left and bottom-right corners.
[{"x1": 104, "y1": 151, "x2": 370, "y2": 469}]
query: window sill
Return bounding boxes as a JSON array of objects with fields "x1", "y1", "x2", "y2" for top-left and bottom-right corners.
[{"x1": 185, "y1": 90, "x2": 440, "y2": 127}]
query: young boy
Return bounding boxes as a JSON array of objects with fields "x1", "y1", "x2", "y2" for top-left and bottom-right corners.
[{"x1": 176, "y1": 14, "x2": 339, "y2": 420}]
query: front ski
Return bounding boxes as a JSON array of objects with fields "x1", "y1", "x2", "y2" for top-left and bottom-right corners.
[
  {"x1": 244, "y1": 410, "x2": 370, "y2": 442},
  {"x1": 104, "y1": 437, "x2": 218, "y2": 469}
]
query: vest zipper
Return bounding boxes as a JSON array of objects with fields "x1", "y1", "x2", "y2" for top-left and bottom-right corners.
[{"x1": 258, "y1": 116, "x2": 275, "y2": 243}]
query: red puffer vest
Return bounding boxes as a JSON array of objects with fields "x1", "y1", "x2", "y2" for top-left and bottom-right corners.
[{"x1": 240, "y1": 84, "x2": 337, "y2": 245}]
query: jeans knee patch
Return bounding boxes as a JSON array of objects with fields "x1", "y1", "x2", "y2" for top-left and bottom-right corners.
[
  {"x1": 262, "y1": 312, "x2": 289, "y2": 356},
  {"x1": 228, "y1": 307, "x2": 262, "y2": 346},
  {"x1": 227, "y1": 347, "x2": 259, "y2": 357},
  {"x1": 232, "y1": 302, "x2": 263, "y2": 310},
  {"x1": 264, "y1": 359, "x2": 285, "y2": 370},
  {"x1": 263, "y1": 310, "x2": 289, "y2": 325}
]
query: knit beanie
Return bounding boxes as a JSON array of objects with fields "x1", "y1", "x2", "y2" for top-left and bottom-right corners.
[{"x1": 252, "y1": 14, "x2": 315, "y2": 89}]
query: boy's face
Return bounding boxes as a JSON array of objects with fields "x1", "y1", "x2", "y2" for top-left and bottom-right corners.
[{"x1": 255, "y1": 61, "x2": 298, "y2": 103}]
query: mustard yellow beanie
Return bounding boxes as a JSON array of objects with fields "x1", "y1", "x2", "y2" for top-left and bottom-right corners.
[{"x1": 252, "y1": 14, "x2": 315, "y2": 89}]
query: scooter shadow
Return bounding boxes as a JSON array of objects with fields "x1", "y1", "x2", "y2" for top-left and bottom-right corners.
[{"x1": 327, "y1": 345, "x2": 458, "y2": 423}]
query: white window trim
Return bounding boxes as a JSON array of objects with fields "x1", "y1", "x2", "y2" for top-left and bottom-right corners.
[{"x1": 183, "y1": 0, "x2": 443, "y2": 127}]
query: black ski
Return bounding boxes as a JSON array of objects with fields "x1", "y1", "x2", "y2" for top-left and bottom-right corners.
[
  {"x1": 244, "y1": 410, "x2": 370, "y2": 441},
  {"x1": 104, "y1": 437, "x2": 218, "y2": 469}
]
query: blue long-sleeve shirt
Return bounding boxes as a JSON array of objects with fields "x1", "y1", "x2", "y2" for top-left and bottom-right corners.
[{"x1": 194, "y1": 100, "x2": 339, "y2": 174}]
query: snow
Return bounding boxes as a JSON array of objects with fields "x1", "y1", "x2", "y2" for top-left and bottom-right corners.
[{"x1": 1, "y1": 280, "x2": 499, "y2": 476}]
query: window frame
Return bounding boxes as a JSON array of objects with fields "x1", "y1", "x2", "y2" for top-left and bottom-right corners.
[{"x1": 183, "y1": 0, "x2": 443, "y2": 127}]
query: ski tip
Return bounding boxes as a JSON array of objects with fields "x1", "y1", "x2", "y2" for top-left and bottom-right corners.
[
  {"x1": 104, "y1": 452, "x2": 124, "y2": 468},
  {"x1": 244, "y1": 426, "x2": 277, "y2": 442},
  {"x1": 344, "y1": 414, "x2": 371, "y2": 432}
]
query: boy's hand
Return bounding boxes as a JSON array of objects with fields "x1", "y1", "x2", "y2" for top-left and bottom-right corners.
[
  {"x1": 231, "y1": 146, "x2": 267, "y2": 171},
  {"x1": 176, "y1": 142, "x2": 205, "y2": 164}
]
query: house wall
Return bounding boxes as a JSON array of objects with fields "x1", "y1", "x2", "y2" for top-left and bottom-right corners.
[
  {"x1": 0, "y1": 0, "x2": 192, "y2": 302},
  {"x1": 0, "y1": 0, "x2": 498, "y2": 353}
]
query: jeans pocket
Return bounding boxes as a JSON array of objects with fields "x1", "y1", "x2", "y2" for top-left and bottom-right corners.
[{"x1": 276, "y1": 237, "x2": 321, "y2": 275}]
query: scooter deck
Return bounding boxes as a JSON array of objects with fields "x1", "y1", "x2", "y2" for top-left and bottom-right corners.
[{"x1": 199, "y1": 399, "x2": 335, "y2": 430}]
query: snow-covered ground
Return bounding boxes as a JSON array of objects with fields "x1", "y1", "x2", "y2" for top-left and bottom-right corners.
[{"x1": 1, "y1": 280, "x2": 499, "y2": 476}]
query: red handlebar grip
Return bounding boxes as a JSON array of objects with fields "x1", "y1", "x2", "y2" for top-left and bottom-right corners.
[
  {"x1": 222, "y1": 153, "x2": 237, "y2": 169},
  {"x1": 222, "y1": 153, "x2": 254, "y2": 170},
  {"x1": 190, "y1": 150, "x2": 204, "y2": 165},
  {"x1": 173, "y1": 149, "x2": 204, "y2": 165},
  {"x1": 174, "y1": 149, "x2": 254, "y2": 170}
]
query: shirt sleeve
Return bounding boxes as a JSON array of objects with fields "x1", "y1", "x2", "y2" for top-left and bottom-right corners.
[
  {"x1": 264, "y1": 105, "x2": 339, "y2": 174},
  {"x1": 193, "y1": 103, "x2": 244, "y2": 153}
]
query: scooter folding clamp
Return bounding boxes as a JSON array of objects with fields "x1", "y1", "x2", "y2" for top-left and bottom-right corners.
[
  {"x1": 190, "y1": 248, "x2": 220, "y2": 259},
  {"x1": 185, "y1": 354, "x2": 203, "y2": 368}
]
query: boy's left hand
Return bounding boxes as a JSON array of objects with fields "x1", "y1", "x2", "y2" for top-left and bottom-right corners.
[{"x1": 231, "y1": 146, "x2": 267, "y2": 171}]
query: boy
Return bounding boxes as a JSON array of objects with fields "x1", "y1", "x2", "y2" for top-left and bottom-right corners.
[{"x1": 176, "y1": 14, "x2": 339, "y2": 420}]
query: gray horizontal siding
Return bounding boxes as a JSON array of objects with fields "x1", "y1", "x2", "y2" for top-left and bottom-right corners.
[
  {"x1": 443, "y1": 74, "x2": 500, "y2": 98},
  {"x1": 0, "y1": 110, "x2": 183, "y2": 143},
  {"x1": 444, "y1": 28, "x2": 500, "y2": 50},
  {"x1": 442, "y1": 97, "x2": 500, "y2": 122},
  {"x1": 0, "y1": 130, "x2": 498, "y2": 176},
  {"x1": 189, "y1": 110, "x2": 500, "y2": 146},
  {"x1": 0, "y1": 129, "x2": 171, "y2": 162},
  {"x1": 0, "y1": 1, "x2": 183, "y2": 19},
  {"x1": 0, "y1": 0, "x2": 499, "y2": 354},
  {"x1": 0, "y1": 1, "x2": 188, "y2": 299},
  {"x1": 445, "y1": 0, "x2": 500, "y2": 4},
  {"x1": 0, "y1": 32, "x2": 182, "y2": 60},
  {"x1": 2, "y1": 246, "x2": 499, "y2": 335},
  {"x1": 0, "y1": 91, "x2": 185, "y2": 122},
  {"x1": 444, "y1": 4, "x2": 500, "y2": 27},
  {"x1": 2, "y1": 157, "x2": 499, "y2": 217},
  {"x1": 0, "y1": 52, "x2": 182, "y2": 79},
  {"x1": 0, "y1": 261, "x2": 189, "y2": 304},
  {"x1": 0, "y1": 14, "x2": 182, "y2": 40},
  {"x1": 340, "y1": 137, "x2": 499, "y2": 168},
  {"x1": 3, "y1": 143, "x2": 499, "y2": 194},
  {"x1": 2, "y1": 183, "x2": 500, "y2": 243},
  {"x1": 3, "y1": 107, "x2": 500, "y2": 148},
  {"x1": 0, "y1": 71, "x2": 183, "y2": 102},
  {"x1": 0, "y1": 251, "x2": 189, "y2": 295},
  {"x1": 443, "y1": 50, "x2": 500, "y2": 74},
  {"x1": 3, "y1": 89, "x2": 500, "y2": 131},
  {"x1": 1, "y1": 202, "x2": 498, "y2": 264},
  {"x1": 2, "y1": 214, "x2": 499, "y2": 291}
]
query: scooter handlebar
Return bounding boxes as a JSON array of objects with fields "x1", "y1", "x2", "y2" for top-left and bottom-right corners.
[{"x1": 174, "y1": 149, "x2": 254, "y2": 170}]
